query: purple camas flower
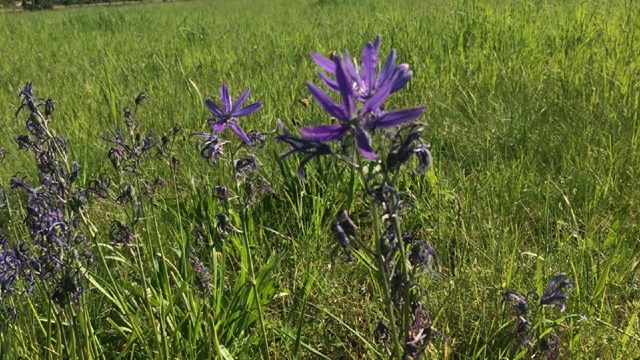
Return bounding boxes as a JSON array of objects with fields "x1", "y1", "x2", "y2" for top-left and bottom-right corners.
[
  {"x1": 540, "y1": 273, "x2": 574, "y2": 312},
  {"x1": 205, "y1": 84, "x2": 262, "y2": 145},
  {"x1": 193, "y1": 132, "x2": 227, "y2": 165},
  {"x1": 311, "y1": 36, "x2": 412, "y2": 104},
  {"x1": 301, "y1": 53, "x2": 424, "y2": 159}
]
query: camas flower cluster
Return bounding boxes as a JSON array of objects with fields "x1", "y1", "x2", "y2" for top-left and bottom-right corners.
[
  {"x1": 276, "y1": 36, "x2": 440, "y2": 358},
  {"x1": 278, "y1": 36, "x2": 430, "y2": 181},
  {"x1": 1, "y1": 83, "x2": 93, "y2": 306},
  {"x1": 504, "y1": 273, "x2": 574, "y2": 358}
]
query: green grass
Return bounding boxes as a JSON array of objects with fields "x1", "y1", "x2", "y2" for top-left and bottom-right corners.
[{"x1": 0, "y1": 0, "x2": 639, "y2": 358}]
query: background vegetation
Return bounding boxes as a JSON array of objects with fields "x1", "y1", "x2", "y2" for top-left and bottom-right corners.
[{"x1": 0, "y1": 0, "x2": 639, "y2": 358}]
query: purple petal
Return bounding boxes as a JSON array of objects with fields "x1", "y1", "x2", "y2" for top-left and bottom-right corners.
[
  {"x1": 361, "y1": 79, "x2": 393, "y2": 115},
  {"x1": 300, "y1": 124, "x2": 348, "y2": 142},
  {"x1": 220, "y1": 84, "x2": 232, "y2": 113},
  {"x1": 212, "y1": 119, "x2": 228, "y2": 133},
  {"x1": 311, "y1": 52, "x2": 336, "y2": 73},
  {"x1": 231, "y1": 88, "x2": 251, "y2": 114},
  {"x1": 297, "y1": 155, "x2": 315, "y2": 182},
  {"x1": 228, "y1": 120, "x2": 251, "y2": 144},
  {"x1": 372, "y1": 106, "x2": 425, "y2": 128},
  {"x1": 333, "y1": 57, "x2": 355, "y2": 119},
  {"x1": 376, "y1": 50, "x2": 396, "y2": 89},
  {"x1": 233, "y1": 101, "x2": 262, "y2": 117},
  {"x1": 205, "y1": 99, "x2": 224, "y2": 118},
  {"x1": 343, "y1": 51, "x2": 361, "y2": 83},
  {"x1": 391, "y1": 66, "x2": 412, "y2": 93},
  {"x1": 317, "y1": 71, "x2": 340, "y2": 92},
  {"x1": 372, "y1": 35, "x2": 381, "y2": 54},
  {"x1": 306, "y1": 82, "x2": 345, "y2": 120},
  {"x1": 355, "y1": 127, "x2": 377, "y2": 159},
  {"x1": 361, "y1": 41, "x2": 378, "y2": 91}
]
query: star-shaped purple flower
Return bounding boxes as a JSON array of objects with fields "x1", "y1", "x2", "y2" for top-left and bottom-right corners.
[
  {"x1": 311, "y1": 36, "x2": 413, "y2": 104},
  {"x1": 300, "y1": 55, "x2": 424, "y2": 159},
  {"x1": 205, "y1": 84, "x2": 262, "y2": 144}
]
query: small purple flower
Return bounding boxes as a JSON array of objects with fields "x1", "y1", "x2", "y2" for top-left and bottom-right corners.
[
  {"x1": 193, "y1": 132, "x2": 227, "y2": 165},
  {"x1": 504, "y1": 290, "x2": 529, "y2": 316},
  {"x1": 190, "y1": 254, "x2": 212, "y2": 296},
  {"x1": 540, "y1": 273, "x2": 574, "y2": 312},
  {"x1": 205, "y1": 85, "x2": 262, "y2": 144}
]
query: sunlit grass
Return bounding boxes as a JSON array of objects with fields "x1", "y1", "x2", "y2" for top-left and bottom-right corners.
[{"x1": 0, "y1": 0, "x2": 639, "y2": 358}]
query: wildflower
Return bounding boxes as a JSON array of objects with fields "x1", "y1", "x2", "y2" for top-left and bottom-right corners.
[
  {"x1": 246, "y1": 129, "x2": 266, "y2": 148},
  {"x1": 311, "y1": 36, "x2": 412, "y2": 104},
  {"x1": 300, "y1": 55, "x2": 385, "y2": 158},
  {"x1": 116, "y1": 184, "x2": 134, "y2": 204},
  {"x1": 333, "y1": 222, "x2": 353, "y2": 261},
  {"x1": 503, "y1": 290, "x2": 529, "y2": 316},
  {"x1": 15, "y1": 82, "x2": 40, "y2": 118},
  {"x1": 276, "y1": 119, "x2": 332, "y2": 181},
  {"x1": 15, "y1": 135, "x2": 33, "y2": 150},
  {"x1": 540, "y1": 333, "x2": 560, "y2": 360},
  {"x1": 336, "y1": 209, "x2": 357, "y2": 237},
  {"x1": 68, "y1": 162, "x2": 81, "y2": 183},
  {"x1": 44, "y1": 97, "x2": 54, "y2": 117},
  {"x1": 51, "y1": 271, "x2": 83, "y2": 306},
  {"x1": 386, "y1": 123, "x2": 432, "y2": 174},
  {"x1": 540, "y1": 273, "x2": 574, "y2": 312},
  {"x1": 190, "y1": 255, "x2": 212, "y2": 296},
  {"x1": 87, "y1": 174, "x2": 111, "y2": 199},
  {"x1": 234, "y1": 156, "x2": 259, "y2": 178},
  {"x1": 503, "y1": 290, "x2": 533, "y2": 347},
  {"x1": 374, "y1": 320, "x2": 390, "y2": 345},
  {"x1": 213, "y1": 185, "x2": 229, "y2": 202},
  {"x1": 404, "y1": 301, "x2": 431, "y2": 359},
  {"x1": 110, "y1": 220, "x2": 135, "y2": 246},
  {"x1": 409, "y1": 240, "x2": 439, "y2": 272},
  {"x1": 193, "y1": 132, "x2": 227, "y2": 165},
  {"x1": 0, "y1": 246, "x2": 22, "y2": 294},
  {"x1": 135, "y1": 92, "x2": 149, "y2": 106},
  {"x1": 205, "y1": 84, "x2": 262, "y2": 144},
  {"x1": 215, "y1": 214, "x2": 242, "y2": 235},
  {"x1": 301, "y1": 55, "x2": 424, "y2": 159},
  {"x1": 244, "y1": 177, "x2": 272, "y2": 204}
]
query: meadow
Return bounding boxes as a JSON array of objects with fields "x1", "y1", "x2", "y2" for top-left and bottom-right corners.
[{"x1": 0, "y1": 0, "x2": 639, "y2": 358}]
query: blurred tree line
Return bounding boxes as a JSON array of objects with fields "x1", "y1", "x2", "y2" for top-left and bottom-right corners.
[{"x1": 1, "y1": 0, "x2": 154, "y2": 10}]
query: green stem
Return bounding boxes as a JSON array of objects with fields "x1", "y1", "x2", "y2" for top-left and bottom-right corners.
[
  {"x1": 383, "y1": 170, "x2": 412, "y2": 350},
  {"x1": 354, "y1": 155, "x2": 403, "y2": 358},
  {"x1": 232, "y1": 145, "x2": 270, "y2": 360}
]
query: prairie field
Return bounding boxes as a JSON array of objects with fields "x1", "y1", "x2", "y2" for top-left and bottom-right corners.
[{"x1": 0, "y1": 0, "x2": 639, "y2": 358}]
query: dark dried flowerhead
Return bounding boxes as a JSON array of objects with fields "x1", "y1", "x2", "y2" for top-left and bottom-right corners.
[
  {"x1": 386, "y1": 123, "x2": 432, "y2": 174},
  {"x1": 135, "y1": 92, "x2": 149, "y2": 106},
  {"x1": 234, "y1": 156, "x2": 259, "y2": 178},
  {"x1": 213, "y1": 185, "x2": 229, "y2": 202},
  {"x1": 109, "y1": 220, "x2": 135, "y2": 246},
  {"x1": 51, "y1": 271, "x2": 83, "y2": 306},
  {"x1": 193, "y1": 132, "x2": 227, "y2": 165},
  {"x1": 276, "y1": 119, "x2": 332, "y2": 181},
  {"x1": 190, "y1": 255, "x2": 212, "y2": 296},
  {"x1": 409, "y1": 240, "x2": 439, "y2": 272}
]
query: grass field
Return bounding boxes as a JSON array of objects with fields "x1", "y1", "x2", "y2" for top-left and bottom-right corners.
[{"x1": 1, "y1": 0, "x2": 639, "y2": 358}]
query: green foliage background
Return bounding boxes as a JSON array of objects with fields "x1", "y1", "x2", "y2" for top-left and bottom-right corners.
[{"x1": 0, "y1": 0, "x2": 639, "y2": 358}]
